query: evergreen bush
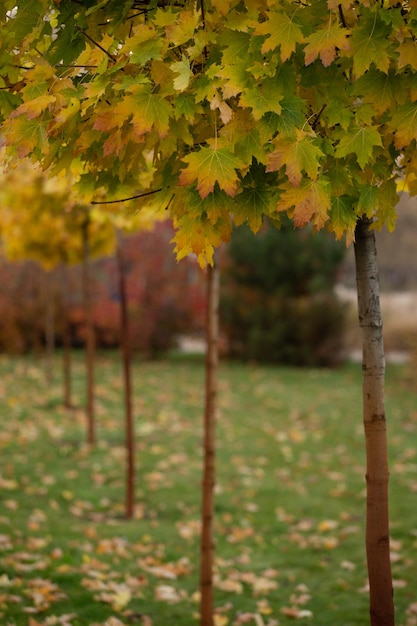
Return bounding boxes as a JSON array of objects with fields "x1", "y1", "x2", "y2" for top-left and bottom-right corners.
[{"x1": 220, "y1": 219, "x2": 347, "y2": 366}]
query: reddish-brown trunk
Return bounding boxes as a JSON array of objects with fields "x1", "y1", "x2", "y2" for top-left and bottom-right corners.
[
  {"x1": 200, "y1": 259, "x2": 219, "y2": 626},
  {"x1": 44, "y1": 270, "x2": 55, "y2": 383},
  {"x1": 117, "y1": 232, "x2": 135, "y2": 520},
  {"x1": 61, "y1": 264, "x2": 72, "y2": 409},
  {"x1": 82, "y1": 218, "x2": 95, "y2": 446},
  {"x1": 354, "y1": 217, "x2": 394, "y2": 626}
]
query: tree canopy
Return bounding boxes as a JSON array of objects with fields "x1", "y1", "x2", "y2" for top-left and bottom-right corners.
[{"x1": 1, "y1": 0, "x2": 416, "y2": 266}]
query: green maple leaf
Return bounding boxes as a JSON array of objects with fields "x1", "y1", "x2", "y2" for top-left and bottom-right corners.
[
  {"x1": 304, "y1": 24, "x2": 350, "y2": 67},
  {"x1": 234, "y1": 163, "x2": 279, "y2": 233},
  {"x1": 275, "y1": 96, "x2": 306, "y2": 138},
  {"x1": 353, "y1": 69, "x2": 406, "y2": 115},
  {"x1": 334, "y1": 125, "x2": 382, "y2": 169},
  {"x1": 350, "y1": 16, "x2": 391, "y2": 78},
  {"x1": 357, "y1": 184, "x2": 379, "y2": 218},
  {"x1": 120, "y1": 86, "x2": 172, "y2": 138},
  {"x1": 255, "y1": 11, "x2": 304, "y2": 61},
  {"x1": 240, "y1": 77, "x2": 284, "y2": 120},
  {"x1": 179, "y1": 141, "x2": 244, "y2": 199},
  {"x1": 329, "y1": 195, "x2": 357, "y2": 244}
]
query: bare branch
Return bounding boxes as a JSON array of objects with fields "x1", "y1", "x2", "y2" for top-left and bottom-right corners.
[
  {"x1": 91, "y1": 188, "x2": 163, "y2": 205},
  {"x1": 76, "y1": 26, "x2": 117, "y2": 63}
]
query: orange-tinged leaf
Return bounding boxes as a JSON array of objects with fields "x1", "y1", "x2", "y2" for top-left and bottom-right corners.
[
  {"x1": 277, "y1": 178, "x2": 331, "y2": 229},
  {"x1": 93, "y1": 105, "x2": 129, "y2": 132},
  {"x1": 304, "y1": 24, "x2": 350, "y2": 67},
  {"x1": 3, "y1": 116, "x2": 49, "y2": 158},
  {"x1": 267, "y1": 130, "x2": 324, "y2": 186},
  {"x1": 172, "y1": 209, "x2": 232, "y2": 267},
  {"x1": 10, "y1": 95, "x2": 55, "y2": 120},
  {"x1": 179, "y1": 142, "x2": 243, "y2": 199}
]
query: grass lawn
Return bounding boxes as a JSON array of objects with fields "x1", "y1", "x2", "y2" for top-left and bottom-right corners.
[{"x1": 0, "y1": 351, "x2": 416, "y2": 626}]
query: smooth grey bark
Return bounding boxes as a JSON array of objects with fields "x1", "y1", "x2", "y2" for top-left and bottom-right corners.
[{"x1": 200, "y1": 258, "x2": 219, "y2": 626}]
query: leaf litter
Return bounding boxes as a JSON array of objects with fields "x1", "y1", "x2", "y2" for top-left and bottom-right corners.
[{"x1": 0, "y1": 356, "x2": 417, "y2": 624}]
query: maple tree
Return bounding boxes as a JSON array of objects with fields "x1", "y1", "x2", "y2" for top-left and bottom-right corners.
[
  {"x1": 2, "y1": 1, "x2": 417, "y2": 624},
  {"x1": 0, "y1": 158, "x2": 115, "y2": 437}
]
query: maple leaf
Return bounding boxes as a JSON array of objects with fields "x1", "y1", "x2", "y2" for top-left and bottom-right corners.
[
  {"x1": 350, "y1": 16, "x2": 391, "y2": 78},
  {"x1": 10, "y1": 95, "x2": 55, "y2": 120},
  {"x1": 329, "y1": 195, "x2": 357, "y2": 245},
  {"x1": 164, "y1": 9, "x2": 200, "y2": 47},
  {"x1": 234, "y1": 163, "x2": 279, "y2": 232},
  {"x1": 240, "y1": 77, "x2": 284, "y2": 120},
  {"x1": 170, "y1": 56, "x2": 192, "y2": 92},
  {"x1": 267, "y1": 130, "x2": 324, "y2": 186},
  {"x1": 172, "y1": 210, "x2": 232, "y2": 267},
  {"x1": 334, "y1": 125, "x2": 382, "y2": 169},
  {"x1": 255, "y1": 11, "x2": 304, "y2": 61},
  {"x1": 304, "y1": 24, "x2": 350, "y2": 67},
  {"x1": 277, "y1": 178, "x2": 331, "y2": 229},
  {"x1": 130, "y1": 88, "x2": 171, "y2": 138},
  {"x1": 389, "y1": 102, "x2": 417, "y2": 149},
  {"x1": 397, "y1": 41, "x2": 417, "y2": 71},
  {"x1": 179, "y1": 141, "x2": 244, "y2": 199},
  {"x1": 3, "y1": 117, "x2": 49, "y2": 158},
  {"x1": 353, "y1": 69, "x2": 406, "y2": 115}
]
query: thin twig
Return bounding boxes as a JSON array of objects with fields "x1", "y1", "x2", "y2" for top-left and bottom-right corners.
[
  {"x1": 338, "y1": 4, "x2": 347, "y2": 28},
  {"x1": 91, "y1": 188, "x2": 163, "y2": 205},
  {"x1": 76, "y1": 26, "x2": 117, "y2": 62}
]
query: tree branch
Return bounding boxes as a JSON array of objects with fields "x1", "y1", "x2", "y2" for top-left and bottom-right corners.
[
  {"x1": 76, "y1": 26, "x2": 117, "y2": 63},
  {"x1": 91, "y1": 188, "x2": 163, "y2": 205}
]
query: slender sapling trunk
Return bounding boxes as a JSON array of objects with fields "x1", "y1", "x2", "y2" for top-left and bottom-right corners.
[
  {"x1": 44, "y1": 270, "x2": 55, "y2": 383},
  {"x1": 61, "y1": 263, "x2": 72, "y2": 408},
  {"x1": 200, "y1": 258, "x2": 220, "y2": 626},
  {"x1": 116, "y1": 231, "x2": 135, "y2": 520},
  {"x1": 82, "y1": 217, "x2": 95, "y2": 446},
  {"x1": 354, "y1": 217, "x2": 394, "y2": 626}
]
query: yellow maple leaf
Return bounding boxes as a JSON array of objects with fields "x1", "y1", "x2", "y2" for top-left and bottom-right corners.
[
  {"x1": 304, "y1": 24, "x2": 350, "y2": 67},
  {"x1": 10, "y1": 94, "x2": 55, "y2": 120}
]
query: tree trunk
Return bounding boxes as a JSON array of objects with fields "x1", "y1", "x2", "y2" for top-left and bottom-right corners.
[
  {"x1": 200, "y1": 258, "x2": 220, "y2": 626},
  {"x1": 44, "y1": 270, "x2": 55, "y2": 383},
  {"x1": 82, "y1": 218, "x2": 95, "y2": 446},
  {"x1": 116, "y1": 232, "x2": 135, "y2": 520},
  {"x1": 354, "y1": 217, "x2": 394, "y2": 626},
  {"x1": 61, "y1": 263, "x2": 72, "y2": 409}
]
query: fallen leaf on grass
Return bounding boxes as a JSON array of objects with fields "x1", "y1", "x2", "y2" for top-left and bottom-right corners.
[
  {"x1": 215, "y1": 577, "x2": 244, "y2": 594},
  {"x1": 154, "y1": 584, "x2": 182, "y2": 603},
  {"x1": 23, "y1": 578, "x2": 66, "y2": 612},
  {"x1": 176, "y1": 518, "x2": 201, "y2": 540},
  {"x1": 96, "y1": 587, "x2": 131, "y2": 611},
  {"x1": 281, "y1": 606, "x2": 313, "y2": 618},
  {"x1": 138, "y1": 556, "x2": 191, "y2": 579}
]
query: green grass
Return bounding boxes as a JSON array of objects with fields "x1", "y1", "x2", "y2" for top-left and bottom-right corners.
[{"x1": 0, "y1": 351, "x2": 417, "y2": 626}]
